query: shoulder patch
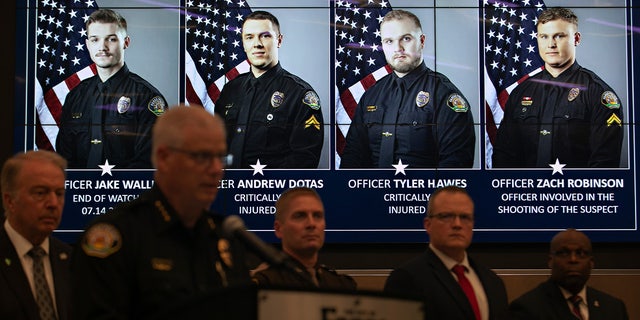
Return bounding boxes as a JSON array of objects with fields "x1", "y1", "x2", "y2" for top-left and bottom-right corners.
[
  {"x1": 601, "y1": 91, "x2": 620, "y2": 109},
  {"x1": 148, "y1": 96, "x2": 166, "y2": 116},
  {"x1": 81, "y1": 223, "x2": 122, "y2": 258},
  {"x1": 303, "y1": 91, "x2": 321, "y2": 110},
  {"x1": 447, "y1": 93, "x2": 468, "y2": 112}
]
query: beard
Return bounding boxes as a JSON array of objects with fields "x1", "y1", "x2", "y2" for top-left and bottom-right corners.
[{"x1": 389, "y1": 55, "x2": 422, "y2": 74}]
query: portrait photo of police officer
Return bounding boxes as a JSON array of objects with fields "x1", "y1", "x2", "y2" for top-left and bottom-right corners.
[
  {"x1": 214, "y1": 4, "x2": 329, "y2": 169},
  {"x1": 340, "y1": 4, "x2": 479, "y2": 169},
  {"x1": 55, "y1": 3, "x2": 180, "y2": 169},
  {"x1": 492, "y1": 3, "x2": 628, "y2": 168}
]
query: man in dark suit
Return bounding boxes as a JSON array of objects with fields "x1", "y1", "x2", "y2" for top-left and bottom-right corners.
[
  {"x1": 384, "y1": 186, "x2": 509, "y2": 320},
  {"x1": 509, "y1": 229, "x2": 629, "y2": 320},
  {"x1": 0, "y1": 150, "x2": 72, "y2": 320}
]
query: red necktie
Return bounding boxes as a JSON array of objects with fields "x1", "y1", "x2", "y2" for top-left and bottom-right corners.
[
  {"x1": 452, "y1": 264, "x2": 481, "y2": 320},
  {"x1": 569, "y1": 295, "x2": 584, "y2": 319}
]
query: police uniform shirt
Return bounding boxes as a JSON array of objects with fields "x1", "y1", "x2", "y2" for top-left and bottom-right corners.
[
  {"x1": 341, "y1": 62, "x2": 475, "y2": 168},
  {"x1": 72, "y1": 186, "x2": 251, "y2": 319},
  {"x1": 214, "y1": 63, "x2": 324, "y2": 168},
  {"x1": 493, "y1": 62, "x2": 623, "y2": 168},
  {"x1": 252, "y1": 256, "x2": 357, "y2": 291},
  {"x1": 56, "y1": 63, "x2": 167, "y2": 169}
]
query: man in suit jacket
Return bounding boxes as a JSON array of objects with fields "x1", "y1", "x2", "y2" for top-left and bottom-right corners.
[
  {"x1": 0, "y1": 150, "x2": 72, "y2": 320},
  {"x1": 384, "y1": 186, "x2": 509, "y2": 320},
  {"x1": 509, "y1": 229, "x2": 629, "y2": 319}
]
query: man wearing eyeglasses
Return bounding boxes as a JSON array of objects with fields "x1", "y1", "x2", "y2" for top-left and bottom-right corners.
[
  {"x1": 72, "y1": 105, "x2": 252, "y2": 319},
  {"x1": 509, "y1": 229, "x2": 628, "y2": 320},
  {"x1": 384, "y1": 186, "x2": 509, "y2": 320}
]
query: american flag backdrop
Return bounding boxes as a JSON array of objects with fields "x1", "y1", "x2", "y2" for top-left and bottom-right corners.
[
  {"x1": 334, "y1": 0, "x2": 393, "y2": 167},
  {"x1": 34, "y1": 0, "x2": 98, "y2": 151},
  {"x1": 484, "y1": 0, "x2": 546, "y2": 167},
  {"x1": 185, "y1": 0, "x2": 252, "y2": 114}
]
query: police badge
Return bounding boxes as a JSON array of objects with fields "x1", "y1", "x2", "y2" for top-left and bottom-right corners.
[
  {"x1": 117, "y1": 96, "x2": 131, "y2": 114},
  {"x1": 416, "y1": 91, "x2": 429, "y2": 108},
  {"x1": 271, "y1": 91, "x2": 284, "y2": 108},
  {"x1": 447, "y1": 94, "x2": 468, "y2": 112},
  {"x1": 568, "y1": 88, "x2": 580, "y2": 101}
]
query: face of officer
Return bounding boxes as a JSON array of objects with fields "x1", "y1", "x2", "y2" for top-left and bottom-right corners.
[
  {"x1": 3, "y1": 159, "x2": 65, "y2": 246},
  {"x1": 242, "y1": 19, "x2": 282, "y2": 77},
  {"x1": 86, "y1": 21, "x2": 130, "y2": 78},
  {"x1": 154, "y1": 107, "x2": 227, "y2": 225},
  {"x1": 275, "y1": 193, "x2": 326, "y2": 260},
  {"x1": 380, "y1": 18, "x2": 425, "y2": 77},
  {"x1": 536, "y1": 19, "x2": 580, "y2": 77},
  {"x1": 424, "y1": 190, "x2": 474, "y2": 262},
  {"x1": 548, "y1": 229, "x2": 594, "y2": 294}
]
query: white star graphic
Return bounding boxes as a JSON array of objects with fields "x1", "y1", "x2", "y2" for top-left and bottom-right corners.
[
  {"x1": 250, "y1": 159, "x2": 267, "y2": 176},
  {"x1": 99, "y1": 159, "x2": 115, "y2": 176},
  {"x1": 549, "y1": 158, "x2": 566, "y2": 175},
  {"x1": 393, "y1": 159, "x2": 408, "y2": 176}
]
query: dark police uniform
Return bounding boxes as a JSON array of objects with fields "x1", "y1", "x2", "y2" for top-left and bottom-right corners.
[
  {"x1": 493, "y1": 62, "x2": 623, "y2": 168},
  {"x1": 341, "y1": 62, "x2": 475, "y2": 168},
  {"x1": 72, "y1": 186, "x2": 251, "y2": 319},
  {"x1": 252, "y1": 257, "x2": 356, "y2": 290},
  {"x1": 214, "y1": 63, "x2": 323, "y2": 168},
  {"x1": 56, "y1": 64, "x2": 167, "y2": 169}
]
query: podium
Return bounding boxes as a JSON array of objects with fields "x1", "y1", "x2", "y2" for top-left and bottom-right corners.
[{"x1": 159, "y1": 285, "x2": 424, "y2": 320}]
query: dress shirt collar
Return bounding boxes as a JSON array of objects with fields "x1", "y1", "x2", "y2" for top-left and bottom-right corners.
[
  {"x1": 429, "y1": 243, "x2": 470, "y2": 271},
  {"x1": 392, "y1": 62, "x2": 428, "y2": 92},
  {"x1": 4, "y1": 219, "x2": 50, "y2": 256},
  {"x1": 559, "y1": 284, "x2": 587, "y2": 303}
]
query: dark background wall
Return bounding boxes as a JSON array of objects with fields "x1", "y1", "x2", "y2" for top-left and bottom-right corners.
[{"x1": 2, "y1": 1, "x2": 639, "y2": 271}]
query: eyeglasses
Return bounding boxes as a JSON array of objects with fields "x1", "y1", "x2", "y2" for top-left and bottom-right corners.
[
  {"x1": 168, "y1": 147, "x2": 233, "y2": 167},
  {"x1": 552, "y1": 249, "x2": 592, "y2": 259},
  {"x1": 429, "y1": 213, "x2": 474, "y2": 224}
]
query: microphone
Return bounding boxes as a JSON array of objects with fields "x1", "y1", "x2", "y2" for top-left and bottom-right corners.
[{"x1": 222, "y1": 215, "x2": 295, "y2": 269}]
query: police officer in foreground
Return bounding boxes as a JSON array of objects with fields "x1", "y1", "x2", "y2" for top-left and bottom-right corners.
[
  {"x1": 72, "y1": 106, "x2": 251, "y2": 319},
  {"x1": 493, "y1": 7, "x2": 623, "y2": 168},
  {"x1": 341, "y1": 9, "x2": 475, "y2": 168},
  {"x1": 252, "y1": 187, "x2": 356, "y2": 290},
  {"x1": 56, "y1": 9, "x2": 167, "y2": 169},
  {"x1": 214, "y1": 11, "x2": 324, "y2": 169}
]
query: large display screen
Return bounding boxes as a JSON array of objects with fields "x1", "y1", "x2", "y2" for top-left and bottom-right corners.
[{"x1": 13, "y1": 0, "x2": 640, "y2": 243}]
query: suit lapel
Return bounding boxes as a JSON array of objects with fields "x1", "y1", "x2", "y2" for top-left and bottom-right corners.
[
  {"x1": 0, "y1": 226, "x2": 40, "y2": 319},
  {"x1": 586, "y1": 287, "x2": 605, "y2": 320},
  {"x1": 541, "y1": 280, "x2": 580, "y2": 319},
  {"x1": 50, "y1": 238, "x2": 72, "y2": 320},
  {"x1": 425, "y1": 248, "x2": 475, "y2": 319}
]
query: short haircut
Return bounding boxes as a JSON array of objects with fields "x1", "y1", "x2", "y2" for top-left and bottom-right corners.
[
  {"x1": 243, "y1": 10, "x2": 281, "y2": 34},
  {"x1": 86, "y1": 8, "x2": 128, "y2": 33},
  {"x1": 275, "y1": 187, "x2": 322, "y2": 222},
  {"x1": 1, "y1": 150, "x2": 67, "y2": 207},
  {"x1": 381, "y1": 9, "x2": 423, "y2": 31},
  {"x1": 537, "y1": 7, "x2": 578, "y2": 28},
  {"x1": 151, "y1": 105, "x2": 224, "y2": 167},
  {"x1": 426, "y1": 185, "x2": 471, "y2": 216}
]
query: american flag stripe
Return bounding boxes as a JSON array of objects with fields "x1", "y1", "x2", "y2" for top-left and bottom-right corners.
[
  {"x1": 483, "y1": 0, "x2": 546, "y2": 167},
  {"x1": 34, "y1": 0, "x2": 98, "y2": 151},
  {"x1": 334, "y1": 0, "x2": 393, "y2": 164},
  {"x1": 184, "y1": 0, "x2": 252, "y2": 112}
]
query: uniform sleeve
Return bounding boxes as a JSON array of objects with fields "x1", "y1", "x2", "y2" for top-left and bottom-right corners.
[
  {"x1": 71, "y1": 223, "x2": 133, "y2": 320},
  {"x1": 492, "y1": 94, "x2": 521, "y2": 167},
  {"x1": 341, "y1": 99, "x2": 373, "y2": 168},
  {"x1": 129, "y1": 94, "x2": 167, "y2": 168},
  {"x1": 283, "y1": 90, "x2": 324, "y2": 168},
  {"x1": 587, "y1": 85, "x2": 623, "y2": 167},
  {"x1": 434, "y1": 90, "x2": 475, "y2": 168}
]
